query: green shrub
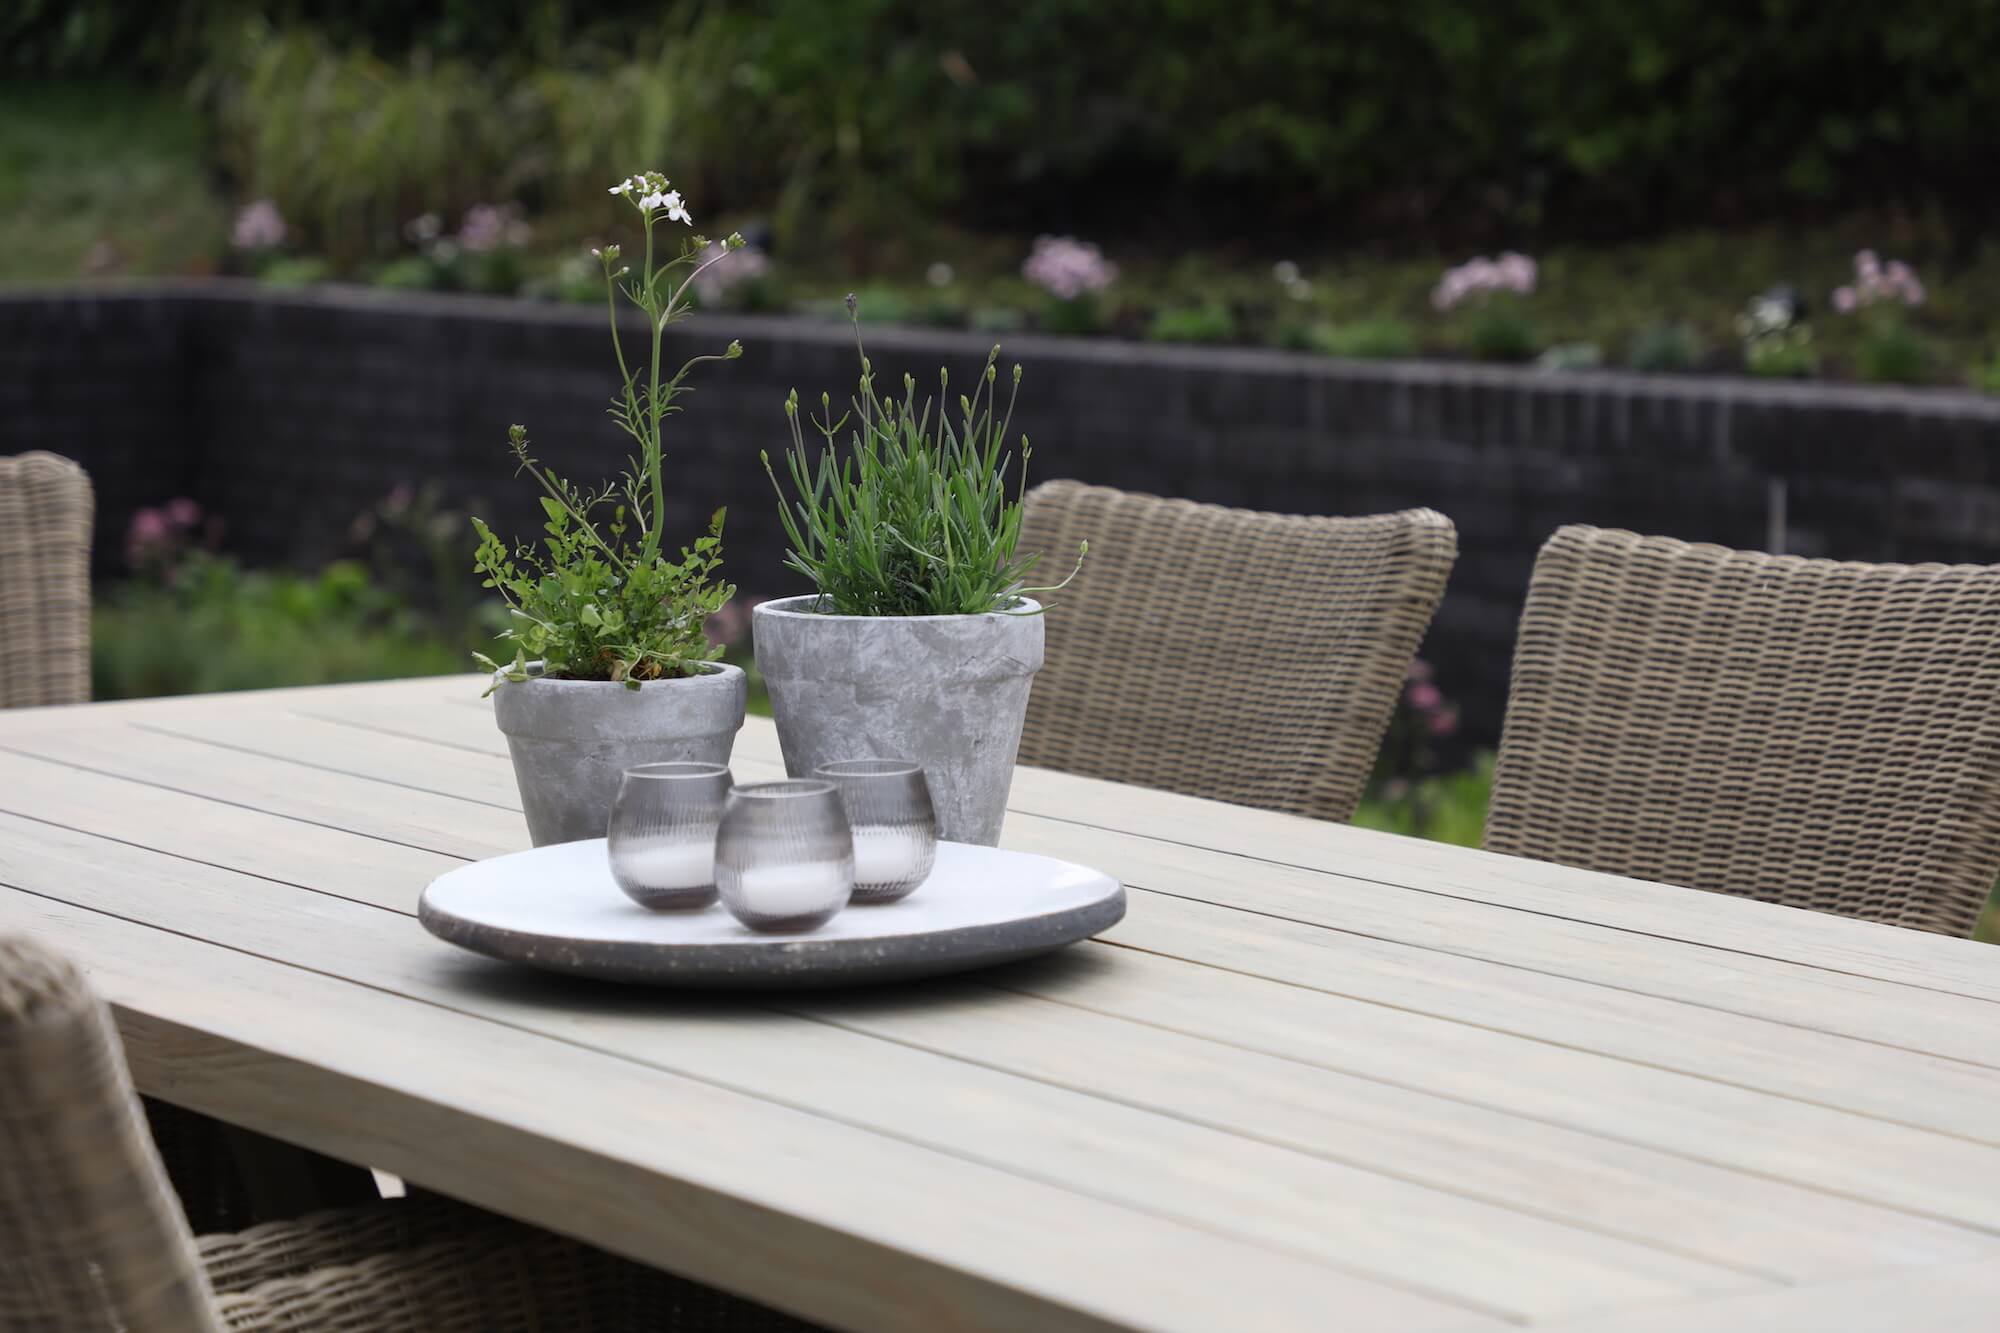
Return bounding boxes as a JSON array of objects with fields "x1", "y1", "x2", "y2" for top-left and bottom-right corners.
[
  {"x1": 1354, "y1": 754, "x2": 1492, "y2": 848},
  {"x1": 1628, "y1": 322, "x2": 1703, "y2": 372},
  {"x1": 37, "y1": 3, "x2": 2000, "y2": 245},
  {"x1": 370, "y1": 255, "x2": 442, "y2": 290},
  {"x1": 970, "y1": 306, "x2": 1028, "y2": 335},
  {"x1": 1311, "y1": 317, "x2": 1420, "y2": 360},
  {"x1": 1973, "y1": 351, "x2": 2000, "y2": 395},
  {"x1": 1464, "y1": 303, "x2": 1543, "y2": 363},
  {"x1": 1040, "y1": 294, "x2": 1107, "y2": 337},
  {"x1": 1744, "y1": 328, "x2": 1819, "y2": 378},
  {"x1": 1855, "y1": 320, "x2": 1935, "y2": 384},
  {"x1": 92, "y1": 555, "x2": 467, "y2": 700},
  {"x1": 257, "y1": 255, "x2": 333, "y2": 286},
  {"x1": 1147, "y1": 302, "x2": 1238, "y2": 344}
]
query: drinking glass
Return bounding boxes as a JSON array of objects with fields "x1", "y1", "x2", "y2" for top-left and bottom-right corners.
[
  {"x1": 813, "y1": 759, "x2": 938, "y2": 904},
  {"x1": 606, "y1": 762, "x2": 732, "y2": 910},
  {"x1": 715, "y1": 780, "x2": 854, "y2": 932}
]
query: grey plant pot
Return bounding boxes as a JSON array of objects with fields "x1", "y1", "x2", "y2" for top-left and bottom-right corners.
[
  {"x1": 492, "y1": 663, "x2": 747, "y2": 846},
  {"x1": 753, "y1": 596, "x2": 1044, "y2": 846}
]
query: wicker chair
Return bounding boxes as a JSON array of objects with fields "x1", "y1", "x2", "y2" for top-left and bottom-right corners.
[
  {"x1": 1015, "y1": 481, "x2": 1457, "y2": 822},
  {"x1": 0, "y1": 936, "x2": 817, "y2": 1331},
  {"x1": 0, "y1": 455, "x2": 372, "y2": 1232},
  {"x1": 0, "y1": 451, "x2": 93, "y2": 708},
  {"x1": 1485, "y1": 525, "x2": 2000, "y2": 936}
]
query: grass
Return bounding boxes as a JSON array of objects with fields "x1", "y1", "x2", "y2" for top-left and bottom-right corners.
[{"x1": 0, "y1": 81, "x2": 223, "y2": 283}]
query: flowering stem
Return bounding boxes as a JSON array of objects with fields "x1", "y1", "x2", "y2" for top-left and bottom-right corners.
[{"x1": 641, "y1": 215, "x2": 666, "y2": 565}]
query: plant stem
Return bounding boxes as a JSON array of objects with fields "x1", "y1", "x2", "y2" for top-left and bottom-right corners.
[{"x1": 642, "y1": 215, "x2": 665, "y2": 564}]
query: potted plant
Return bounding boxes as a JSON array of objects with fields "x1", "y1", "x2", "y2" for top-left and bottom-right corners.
[
  {"x1": 756, "y1": 300, "x2": 1083, "y2": 845},
  {"x1": 473, "y1": 172, "x2": 749, "y2": 845}
]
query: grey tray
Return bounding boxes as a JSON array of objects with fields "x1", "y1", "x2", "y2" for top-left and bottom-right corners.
[{"x1": 419, "y1": 838, "x2": 1126, "y2": 988}]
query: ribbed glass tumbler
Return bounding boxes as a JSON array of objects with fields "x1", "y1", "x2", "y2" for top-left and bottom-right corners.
[
  {"x1": 715, "y1": 780, "x2": 855, "y2": 932},
  {"x1": 813, "y1": 759, "x2": 938, "y2": 904},
  {"x1": 606, "y1": 762, "x2": 733, "y2": 910}
]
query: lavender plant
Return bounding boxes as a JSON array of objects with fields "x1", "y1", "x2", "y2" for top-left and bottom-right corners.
[
  {"x1": 473, "y1": 172, "x2": 745, "y2": 692},
  {"x1": 763, "y1": 299, "x2": 1083, "y2": 617}
]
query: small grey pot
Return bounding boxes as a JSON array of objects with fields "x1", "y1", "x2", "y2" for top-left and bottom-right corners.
[
  {"x1": 752, "y1": 596, "x2": 1043, "y2": 846},
  {"x1": 492, "y1": 662, "x2": 747, "y2": 846}
]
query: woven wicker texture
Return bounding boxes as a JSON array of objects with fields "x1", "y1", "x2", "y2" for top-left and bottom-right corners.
[
  {"x1": 1486, "y1": 525, "x2": 2000, "y2": 936},
  {"x1": 0, "y1": 935, "x2": 820, "y2": 1332},
  {"x1": 0, "y1": 452, "x2": 92, "y2": 709},
  {"x1": 1016, "y1": 480, "x2": 1456, "y2": 822},
  {"x1": 0, "y1": 936, "x2": 220, "y2": 1332},
  {"x1": 206, "y1": 1198, "x2": 821, "y2": 1333}
]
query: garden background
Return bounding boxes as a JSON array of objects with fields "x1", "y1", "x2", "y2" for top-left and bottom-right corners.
[{"x1": 8, "y1": 0, "x2": 2000, "y2": 929}]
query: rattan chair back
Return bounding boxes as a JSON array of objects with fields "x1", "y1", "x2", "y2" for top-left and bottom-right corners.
[
  {"x1": 1016, "y1": 480, "x2": 1456, "y2": 822},
  {"x1": 0, "y1": 936, "x2": 222, "y2": 1331},
  {"x1": 0, "y1": 452, "x2": 93, "y2": 708},
  {"x1": 1486, "y1": 525, "x2": 2000, "y2": 935}
]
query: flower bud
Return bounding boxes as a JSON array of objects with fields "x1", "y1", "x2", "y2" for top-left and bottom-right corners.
[{"x1": 726, "y1": 340, "x2": 744, "y2": 359}]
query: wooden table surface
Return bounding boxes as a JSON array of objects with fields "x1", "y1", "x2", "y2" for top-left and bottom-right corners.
[{"x1": 2, "y1": 677, "x2": 1998, "y2": 1332}]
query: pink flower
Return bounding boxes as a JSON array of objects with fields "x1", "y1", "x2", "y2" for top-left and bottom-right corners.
[
  {"x1": 230, "y1": 199, "x2": 286, "y2": 251},
  {"x1": 458, "y1": 203, "x2": 528, "y2": 255},
  {"x1": 165, "y1": 497, "x2": 201, "y2": 528},
  {"x1": 1427, "y1": 705, "x2": 1460, "y2": 738},
  {"x1": 126, "y1": 508, "x2": 175, "y2": 569},
  {"x1": 1407, "y1": 681, "x2": 1443, "y2": 712},
  {"x1": 1433, "y1": 251, "x2": 1537, "y2": 311},
  {"x1": 1023, "y1": 236, "x2": 1118, "y2": 301},
  {"x1": 689, "y1": 240, "x2": 773, "y2": 307},
  {"x1": 1835, "y1": 249, "x2": 1925, "y2": 312},
  {"x1": 1405, "y1": 659, "x2": 1434, "y2": 684}
]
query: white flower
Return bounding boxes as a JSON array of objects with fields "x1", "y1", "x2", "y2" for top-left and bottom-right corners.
[
  {"x1": 926, "y1": 261, "x2": 955, "y2": 287},
  {"x1": 662, "y1": 190, "x2": 692, "y2": 225}
]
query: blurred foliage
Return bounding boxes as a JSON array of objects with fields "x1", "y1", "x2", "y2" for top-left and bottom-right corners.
[
  {"x1": 1626, "y1": 322, "x2": 1703, "y2": 372},
  {"x1": 23, "y1": 1, "x2": 2000, "y2": 250},
  {"x1": 1853, "y1": 318, "x2": 1937, "y2": 384},
  {"x1": 1354, "y1": 754, "x2": 1492, "y2": 848},
  {"x1": 0, "y1": 80, "x2": 223, "y2": 281},
  {"x1": 1147, "y1": 302, "x2": 1239, "y2": 344},
  {"x1": 1310, "y1": 317, "x2": 1421, "y2": 360},
  {"x1": 92, "y1": 555, "x2": 468, "y2": 699},
  {"x1": 1461, "y1": 301, "x2": 1544, "y2": 363}
]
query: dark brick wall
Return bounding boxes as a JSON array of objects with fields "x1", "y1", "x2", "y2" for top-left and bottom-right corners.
[{"x1": 9, "y1": 282, "x2": 2000, "y2": 744}]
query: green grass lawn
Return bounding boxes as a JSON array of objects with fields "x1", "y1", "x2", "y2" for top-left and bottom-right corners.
[{"x1": 0, "y1": 81, "x2": 223, "y2": 283}]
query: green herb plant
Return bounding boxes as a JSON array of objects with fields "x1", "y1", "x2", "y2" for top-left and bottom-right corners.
[
  {"x1": 473, "y1": 171, "x2": 744, "y2": 693},
  {"x1": 764, "y1": 299, "x2": 1083, "y2": 617}
]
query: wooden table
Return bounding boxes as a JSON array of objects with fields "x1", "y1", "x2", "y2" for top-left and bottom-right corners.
[{"x1": 2, "y1": 678, "x2": 1998, "y2": 1332}]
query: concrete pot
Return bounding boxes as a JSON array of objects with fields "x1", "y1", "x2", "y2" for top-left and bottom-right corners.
[
  {"x1": 753, "y1": 596, "x2": 1043, "y2": 846},
  {"x1": 493, "y1": 663, "x2": 747, "y2": 846}
]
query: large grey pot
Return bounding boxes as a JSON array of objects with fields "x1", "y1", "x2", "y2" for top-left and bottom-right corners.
[
  {"x1": 492, "y1": 663, "x2": 746, "y2": 846},
  {"x1": 753, "y1": 596, "x2": 1043, "y2": 846}
]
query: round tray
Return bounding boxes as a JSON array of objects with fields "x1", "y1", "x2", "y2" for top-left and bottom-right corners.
[{"x1": 419, "y1": 839, "x2": 1126, "y2": 988}]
